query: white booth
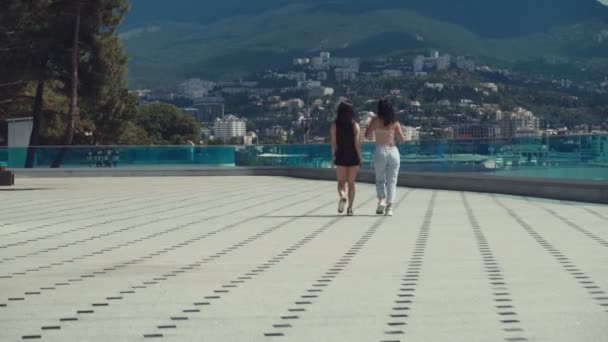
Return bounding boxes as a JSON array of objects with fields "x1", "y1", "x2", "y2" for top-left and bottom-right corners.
[{"x1": 6, "y1": 117, "x2": 33, "y2": 168}]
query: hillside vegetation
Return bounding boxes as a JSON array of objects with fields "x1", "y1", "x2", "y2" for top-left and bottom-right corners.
[{"x1": 121, "y1": 0, "x2": 608, "y2": 87}]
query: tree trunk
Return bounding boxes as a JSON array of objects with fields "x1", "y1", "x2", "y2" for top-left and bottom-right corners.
[
  {"x1": 51, "y1": 0, "x2": 81, "y2": 168},
  {"x1": 25, "y1": 79, "x2": 45, "y2": 168}
]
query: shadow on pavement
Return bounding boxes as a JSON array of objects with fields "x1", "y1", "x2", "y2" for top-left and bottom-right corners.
[{"x1": 262, "y1": 214, "x2": 381, "y2": 218}]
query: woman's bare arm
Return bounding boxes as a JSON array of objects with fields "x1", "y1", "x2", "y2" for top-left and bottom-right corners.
[
  {"x1": 354, "y1": 123, "x2": 363, "y2": 166},
  {"x1": 365, "y1": 117, "x2": 376, "y2": 139},
  {"x1": 395, "y1": 123, "x2": 406, "y2": 143}
]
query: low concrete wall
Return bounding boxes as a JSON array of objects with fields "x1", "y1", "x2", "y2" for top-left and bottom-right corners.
[
  {"x1": 11, "y1": 167, "x2": 285, "y2": 178},
  {"x1": 11, "y1": 167, "x2": 608, "y2": 204},
  {"x1": 282, "y1": 168, "x2": 608, "y2": 204},
  {"x1": 0, "y1": 170, "x2": 15, "y2": 186}
]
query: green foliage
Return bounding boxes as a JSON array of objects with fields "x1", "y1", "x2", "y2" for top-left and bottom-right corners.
[
  {"x1": 227, "y1": 137, "x2": 244, "y2": 145},
  {"x1": 117, "y1": 121, "x2": 153, "y2": 145},
  {"x1": 134, "y1": 102, "x2": 201, "y2": 145},
  {"x1": 121, "y1": 1, "x2": 608, "y2": 87},
  {"x1": 125, "y1": 0, "x2": 608, "y2": 38},
  {"x1": 82, "y1": 87, "x2": 138, "y2": 144},
  {"x1": 0, "y1": 0, "x2": 137, "y2": 149},
  {"x1": 205, "y1": 138, "x2": 224, "y2": 145},
  {"x1": 0, "y1": 0, "x2": 53, "y2": 118},
  {"x1": 258, "y1": 136, "x2": 285, "y2": 145},
  {"x1": 1, "y1": 0, "x2": 131, "y2": 107}
]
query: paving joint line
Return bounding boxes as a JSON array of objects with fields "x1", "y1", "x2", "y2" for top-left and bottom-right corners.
[
  {"x1": 493, "y1": 195, "x2": 608, "y2": 313},
  {"x1": 0, "y1": 183, "x2": 279, "y2": 272},
  {"x1": 378, "y1": 191, "x2": 432, "y2": 341},
  {"x1": 16, "y1": 189, "x2": 334, "y2": 340},
  {"x1": 143, "y1": 193, "x2": 378, "y2": 338},
  {"x1": 463, "y1": 193, "x2": 528, "y2": 342},
  {"x1": 1, "y1": 184, "x2": 320, "y2": 303},
  {"x1": 0, "y1": 184, "x2": 207, "y2": 236},
  {"x1": 0, "y1": 182, "x2": 257, "y2": 245},
  {"x1": 525, "y1": 198, "x2": 608, "y2": 249},
  {"x1": 261, "y1": 191, "x2": 411, "y2": 338}
]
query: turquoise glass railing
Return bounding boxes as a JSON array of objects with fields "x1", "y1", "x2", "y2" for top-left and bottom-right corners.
[
  {"x1": 0, "y1": 146, "x2": 236, "y2": 168},
  {"x1": 1, "y1": 134, "x2": 607, "y2": 180},
  {"x1": 0, "y1": 148, "x2": 6, "y2": 168}
]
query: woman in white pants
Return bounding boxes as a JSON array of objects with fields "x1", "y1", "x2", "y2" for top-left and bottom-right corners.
[{"x1": 365, "y1": 100, "x2": 405, "y2": 216}]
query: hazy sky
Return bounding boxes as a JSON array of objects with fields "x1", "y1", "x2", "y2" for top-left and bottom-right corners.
[{"x1": 600, "y1": 0, "x2": 608, "y2": 5}]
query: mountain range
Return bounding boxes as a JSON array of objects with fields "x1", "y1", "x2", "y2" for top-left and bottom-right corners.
[{"x1": 121, "y1": 0, "x2": 608, "y2": 87}]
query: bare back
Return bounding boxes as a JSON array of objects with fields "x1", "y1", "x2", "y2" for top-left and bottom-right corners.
[{"x1": 373, "y1": 119, "x2": 397, "y2": 146}]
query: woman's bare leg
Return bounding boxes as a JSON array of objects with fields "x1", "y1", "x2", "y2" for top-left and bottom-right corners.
[
  {"x1": 336, "y1": 166, "x2": 347, "y2": 200},
  {"x1": 346, "y1": 166, "x2": 359, "y2": 209}
]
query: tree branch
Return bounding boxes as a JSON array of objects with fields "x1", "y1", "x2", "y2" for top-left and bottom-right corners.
[
  {"x1": 0, "y1": 81, "x2": 27, "y2": 88},
  {"x1": 0, "y1": 95, "x2": 36, "y2": 104}
]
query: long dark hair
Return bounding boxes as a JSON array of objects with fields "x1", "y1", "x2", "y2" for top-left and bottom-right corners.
[
  {"x1": 377, "y1": 99, "x2": 396, "y2": 126},
  {"x1": 335, "y1": 100, "x2": 355, "y2": 126}
]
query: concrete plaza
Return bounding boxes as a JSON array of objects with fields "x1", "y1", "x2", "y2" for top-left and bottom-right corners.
[{"x1": 0, "y1": 176, "x2": 607, "y2": 341}]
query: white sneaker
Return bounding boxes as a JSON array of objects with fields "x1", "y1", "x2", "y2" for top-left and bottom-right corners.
[
  {"x1": 338, "y1": 198, "x2": 347, "y2": 213},
  {"x1": 376, "y1": 200, "x2": 386, "y2": 215},
  {"x1": 385, "y1": 207, "x2": 393, "y2": 217}
]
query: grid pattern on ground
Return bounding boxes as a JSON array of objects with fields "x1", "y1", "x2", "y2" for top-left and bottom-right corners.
[{"x1": 0, "y1": 177, "x2": 607, "y2": 342}]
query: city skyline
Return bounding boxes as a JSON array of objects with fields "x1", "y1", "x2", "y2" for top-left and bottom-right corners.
[{"x1": 131, "y1": 46, "x2": 607, "y2": 147}]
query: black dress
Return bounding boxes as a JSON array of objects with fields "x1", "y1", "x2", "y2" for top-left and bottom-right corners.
[{"x1": 334, "y1": 122, "x2": 360, "y2": 167}]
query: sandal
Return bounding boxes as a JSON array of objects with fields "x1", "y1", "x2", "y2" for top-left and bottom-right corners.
[{"x1": 338, "y1": 198, "x2": 347, "y2": 213}]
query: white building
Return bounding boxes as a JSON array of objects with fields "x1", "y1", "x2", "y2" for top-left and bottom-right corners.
[
  {"x1": 298, "y1": 80, "x2": 322, "y2": 89},
  {"x1": 311, "y1": 52, "x2": 331, "y2": 70},
  {"x1": 320, "y1": 51, "x2": 331, "y2": 62},
  {"x1": 414, "y1": 53, "x2": 451, "y2": 72},
  {"x1": 402, "y1": 126, "x2": 420, "y2": 141},
  {"x1": 287, "y1": 99, "x2": 305, "y2": 112},
  {"x1": 309, "y1": 86, "x2": 334, "y2": 98},
  {"x1": 179, "y1": 78, "x2": 215, "y2": 99},
  {"x1": 437, "y1": 55, "x2": 451, "y2": 70},
  {"x1": 295, "y1": 72, "x2": 307, "y2": 82},
  {"x1": 244, "y1": 131, "x2": 258, "y2": 145},
  {"x1": 335, "y1": 68, "x2": 357, "y2": 82},
  {"x1": 265, "y1": 125, "x2": 288, "y2": 142},
  {"x1": 480, "y1": 82, "x2": 499, "y2": 92},
  {"x1": 500, "y1": 107, "x2": 541, "y2": 138},
  {"x1": 459, "y1": 99, "x2": 475, "y2": 107},
  {"x1": 317, "y1": 71, "x2": 328, "y2": 82},
  {"x1": 213, "y1": 115, "x2": 247, "y2": 141},
  {"x1": 437, "y1": 99, "x2": 452, "y2": 107},
  {"x1": 425, "y1": 83, "x2": 445, "y2": 91},
  {"x1": 293, "y1": 58, "x2": 310, "y2": 65},
  {"x1": 310, "y1": 57, "x2": 325, "y2": 69},
  {"x1": 456, "y1": 56, "x2": 475, "y2": 71},
  {"x1": 329, "y1": 58, "x2": 360, "y2": 72},
  {"x1": 413, "y1": 55, "x2": 425, "y2": 73},
  {"x1": 288, "y1": 72, "x2": 307, "y2": 81}
]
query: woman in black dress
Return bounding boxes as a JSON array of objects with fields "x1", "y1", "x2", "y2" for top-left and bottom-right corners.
[{"x1": 330, "y1": 100, "x2": 362, "y2": 216}]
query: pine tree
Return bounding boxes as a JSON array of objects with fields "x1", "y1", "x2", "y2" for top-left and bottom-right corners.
[
  {"x1": 51, "y1": 0, "x2": 131, "y2": 167},
  {"x1": 1, "y1": 0, "x2": 132, "y2": 167}
]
